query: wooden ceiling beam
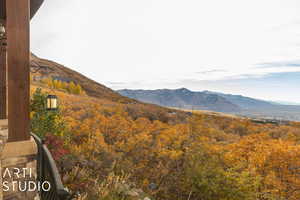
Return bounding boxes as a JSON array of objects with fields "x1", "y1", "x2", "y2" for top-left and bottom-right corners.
[{"x1": 1, "y1": 0, "x2": 44, "y2": 20}]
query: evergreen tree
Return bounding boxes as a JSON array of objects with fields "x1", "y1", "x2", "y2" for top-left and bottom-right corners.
[{"x1": 30, "y1": 88, "x2": 67, "y2": 138}]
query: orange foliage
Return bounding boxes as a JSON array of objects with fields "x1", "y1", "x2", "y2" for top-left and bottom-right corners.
[{"x1": 31, "y1": 87, "x2": 300, "y2": 199}]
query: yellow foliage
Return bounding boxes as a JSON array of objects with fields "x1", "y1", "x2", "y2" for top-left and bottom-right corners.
[{"x1": 33, "y1": 87, "x2": 300, "y2": 200}]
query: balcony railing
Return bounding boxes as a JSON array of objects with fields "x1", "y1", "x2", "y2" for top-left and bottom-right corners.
[{"x1": 31, "y1": 133, "x2": 72, "y2": 200}]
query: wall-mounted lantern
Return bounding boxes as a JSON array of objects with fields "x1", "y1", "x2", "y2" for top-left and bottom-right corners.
[
  {"x1": 0, "y1": 23, "x2": 5, "y2": 38},
  {"x1": 46, "y1": 95, "x2": 58, "y2": 111}
]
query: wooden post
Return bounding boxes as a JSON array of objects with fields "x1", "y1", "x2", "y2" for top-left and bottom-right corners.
[
  {"x1": 6, "y1": 0, "x2": 30, "y2": 142},
  {"x1": 0, "y1": 21, "x2": 7, "y2": 119}
]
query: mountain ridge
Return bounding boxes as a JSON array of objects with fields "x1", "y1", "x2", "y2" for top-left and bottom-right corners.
[
  {"x1": 118, "y1": 88, "x2": 300, "y2": 121},
  {"x1": 118, "y1": 88, "x2": 241, "y2": 112},
  {"x1": 202, "y1": 90, "x2": 275, "y2": 110}
]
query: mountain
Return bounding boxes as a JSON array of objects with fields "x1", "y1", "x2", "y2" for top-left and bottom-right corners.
[
  {"x1": 118, "y1": 88, "x2": 240, "y2": 112},
  {"x1": 202, "y1": 90, "x2": 275, "y2": 110},
  {"x1": 118, "y1": 88, "x2": 300, "y2": 121}
]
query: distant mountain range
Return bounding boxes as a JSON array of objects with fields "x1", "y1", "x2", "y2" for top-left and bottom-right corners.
[
  {"x1": 118, "y1": 88, "x2": 300, "y2": 121},
  {"x1": 118, "y1": 88, "x2": 240, "y2": 112}
]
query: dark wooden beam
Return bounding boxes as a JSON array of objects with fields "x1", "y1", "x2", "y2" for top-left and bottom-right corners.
[
  {"x1": 1, "y1": 0, "x2": 44, "y2": 20},
  {"x1": 0, "y1": 22, "x2": 7, "y2": 119},
  {"x1": 6, "y1": 0, "x2": 30, "y2": 142}
]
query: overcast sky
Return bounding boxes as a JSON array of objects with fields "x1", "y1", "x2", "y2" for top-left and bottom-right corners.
[{"x1": 31, "y1": 0, "x2": 300, "y2": 102}]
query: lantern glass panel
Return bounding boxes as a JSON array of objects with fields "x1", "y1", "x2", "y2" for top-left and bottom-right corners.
[
  {"x1": 0, "y1": 24, "x2": 5, "y2": 38},
  {"x1": 47, "y1": 95, "x2": 58, "y2": 110},
  {"x1": 51, "y1": 98, "x2": 57, "y2": 109},
  {"x1": 47, "y1": 98, "x2": 51, "y2": 109}
]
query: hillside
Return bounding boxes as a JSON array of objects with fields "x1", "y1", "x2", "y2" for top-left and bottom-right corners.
[
  {"x1": 30, "y1": 54, "x2": 189, "y2": 123},
  {"x1": 30, "y1": 54, "x2": 131, "y2": 102},
  {"x1": 28, "y1": 55, "x2": 300, "y2": 200},
  {"x1": 31, "y1": 83, "x2": 300, "y2": 200}
]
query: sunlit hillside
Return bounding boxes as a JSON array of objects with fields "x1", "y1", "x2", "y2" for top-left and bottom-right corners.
[{"x1": 30, "y1": 55, "x2": 300, "y2": 200}]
